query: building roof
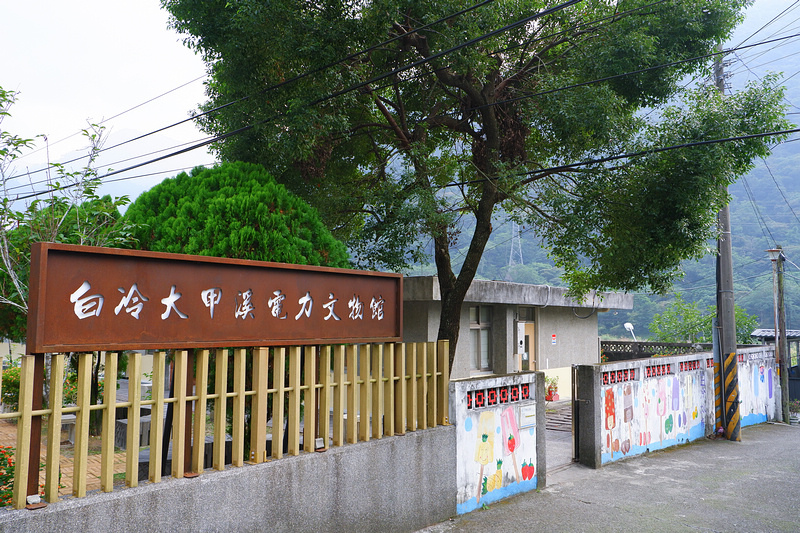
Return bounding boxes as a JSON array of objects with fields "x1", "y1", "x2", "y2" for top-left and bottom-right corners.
[
  {"x1": 403, "y1": 276, "x2": 634, "y2": 310},
  {"x1": 751, "y1": 328, "x2": 800, "y2": 340}
]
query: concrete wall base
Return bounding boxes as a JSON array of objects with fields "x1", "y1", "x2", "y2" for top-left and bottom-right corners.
[{"x1": 0, "y1": 426, "x2": 456, "y2": 533}]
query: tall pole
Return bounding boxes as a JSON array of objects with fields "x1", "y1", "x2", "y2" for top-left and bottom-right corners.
[
  {"x1": 715, "y1": 50, "x2": 741, "y2": 441},
  {"x1": 771, "y1": 247, "x2": 791, "y2": 423}
]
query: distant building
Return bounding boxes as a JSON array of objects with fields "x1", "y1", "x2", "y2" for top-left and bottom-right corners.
[{"x1": 403, "y1": 276, "x2": 634, "y2": 397}]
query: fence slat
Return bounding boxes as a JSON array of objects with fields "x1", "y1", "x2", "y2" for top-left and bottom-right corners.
[
  {"x1": 149, "y1": 352, "x2": 166, "y2": 482},
  {"x1": 427, "y1": 341, "x2": 437, "y2": 428},
  {"x1": 250, "y1": 347, "x2": 268, "y2": 463},
  {"x1": 303, "y1": 346, "x2": 317, "y2": 453},
  {"x1": 272, "y1": 347, "x2": 285, "y2": 459},
  {"x1": 372, "y1": 344, "x2": 383, "y2": 439},
  {"x1": 383, "y1": 343, "x2": 395, "y2": 437},
  {"x1": 438, "y1": 340, "x2": 450, "y2": 425},
  {"x1": 319, "y1": 346, "x2": 332, "y2": 450},
  {"x1": 12, "y1": 355, "x2": 35, "y2": 508},
  {"x1": 72, "y1": 352, "x2": 92, "y2": 498},
  {"x1": 125, "y1": 352, "x2": 141, "y2": 487},
  {"x1": 101, "y1": 352, "x2": 118, "y2": 492},
  {"x1": 231, "y1": 348, "x2": 246, "y2": 467},
  {"x1": 406, "y1": 344, "x2": 417, "y2": 432},
  {"x1": 172, "y1": 350, "x2": 188, "y2": 479},
  {"x1": 359, "y1": 345, "x2": 371, "y2": 442},
  {"x1": 287, "y1": 346, "x2": 301, "y2": 456},
  {"x1": 346, "y1": 344, "x2": 357, "y2": 444},
  {"x1": 212, "y1": 349, "x2": 228, "y2": 470},
  {"x1": 417, "y1": 343, "x2": 428, "y2": 430},
  {"x1": 44, "y1": 353, "x2": 65, "y2": 503},
  {"x1": 332, "y1": 345, "x2": 345, "y2": 447},
  {"x1": 192, "y1": 349, "x2": 209, "y2": 473},
  {"x1": 395, "y1": 343, "x2": 406, "y2": 434}
]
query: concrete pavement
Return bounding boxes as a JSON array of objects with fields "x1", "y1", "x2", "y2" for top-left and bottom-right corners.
[{"x1": 419, "y1": 422, "x2": 800, "y2": 532}]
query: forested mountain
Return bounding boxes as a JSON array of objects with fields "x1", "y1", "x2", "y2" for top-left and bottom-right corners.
[{"x1": 407, "y1": 2, "x2": 800, "y2": 340}]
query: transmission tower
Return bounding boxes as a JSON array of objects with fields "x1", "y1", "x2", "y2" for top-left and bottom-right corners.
[{"x1": 506, "y1": 221, "x2": 524, "y2": 281}]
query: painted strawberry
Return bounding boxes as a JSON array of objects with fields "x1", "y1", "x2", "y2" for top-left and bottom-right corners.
[{"x1": 507, "y1": 433, "x2": 516, "y2": 453}]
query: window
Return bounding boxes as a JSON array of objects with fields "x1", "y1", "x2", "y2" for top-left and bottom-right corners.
[{"x1": 470, "y1": 306, "x2": 493, "y2": 371}]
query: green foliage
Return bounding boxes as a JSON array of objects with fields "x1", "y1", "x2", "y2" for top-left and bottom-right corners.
[
  {"x1": 789, "y1": 399, "x2": 800, "y2": 415},
  {"x1": 1, "y1": 366, "x2": 20, "y2": 411},
  {"x1": 0, "y1": 445, "x2": 15, "y2": 507},
  {"x1": 60, "y1": 371, "x2": 109, "y2": 407},
  {"x1": 648, "y1": 294, "x2": 760, "y2": 344},
  {"x1": 125, "y1": 161, "x2": 350, "y2": 267}
]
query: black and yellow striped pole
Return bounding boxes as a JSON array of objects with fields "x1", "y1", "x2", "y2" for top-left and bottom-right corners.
[{"x1": 721, "y1": 351, "x2": 741, "y2": 441}]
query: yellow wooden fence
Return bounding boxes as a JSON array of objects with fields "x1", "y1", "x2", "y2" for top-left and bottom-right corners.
[{"x1": 1, "y1": 341, "x2": 449, "y2": 509}]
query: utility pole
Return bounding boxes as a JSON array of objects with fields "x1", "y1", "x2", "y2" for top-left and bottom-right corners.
[
  {"x1": 714, "y1": 49, "x2": 741, "y2": 441},
  {"x1": 768, "y1": 247, "x2": 790, "y2": 423}
]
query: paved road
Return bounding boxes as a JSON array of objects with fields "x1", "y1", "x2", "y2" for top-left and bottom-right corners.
[{"x1": 420, "y1": 422, "x2": 800, "y2": 532}]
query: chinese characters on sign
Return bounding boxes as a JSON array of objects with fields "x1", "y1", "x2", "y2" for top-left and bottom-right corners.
[
  {"x1": 28, "y1": 243, "x2": 402, "y2": 353},
  {"x1": 69, "y1": 280, "x2": 387, "y2": 325}
]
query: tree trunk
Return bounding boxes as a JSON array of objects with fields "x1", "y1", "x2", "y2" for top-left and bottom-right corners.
[{"x1": 436, "y1": 184, "x2": 499, "y2": 372}]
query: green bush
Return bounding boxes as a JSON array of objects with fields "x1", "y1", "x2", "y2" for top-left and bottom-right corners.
[
  {"x1": 1, "y1": 367, "x2": 21, "y2": 412},
  {"x1": 0, "y1": 445, "x2": 15, "y2": 507}
]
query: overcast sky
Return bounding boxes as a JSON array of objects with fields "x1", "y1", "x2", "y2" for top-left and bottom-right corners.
[
  {"x1": 1, "y1": 1, "x2": 213, "y2": 204},
  {"x1": 1, "y1": 0, "x2": 797, "y2": 207}
]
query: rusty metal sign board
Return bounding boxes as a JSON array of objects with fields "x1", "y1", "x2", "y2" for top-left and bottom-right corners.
[{"x1": 27, "y1": 243, "x2": 402, "y2": 353}]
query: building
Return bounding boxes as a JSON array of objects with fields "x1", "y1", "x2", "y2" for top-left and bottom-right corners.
[{"x1": 403, "y1": 276, "x2": 634, "y2": 397}]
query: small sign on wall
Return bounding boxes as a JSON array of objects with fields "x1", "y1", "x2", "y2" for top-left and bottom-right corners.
[
  {"x1": 520, "y1": 404, "x2": 537, "y2": 428},
  {"x1": 551, "y1": 334, "x2": 557, "y2": 345}
]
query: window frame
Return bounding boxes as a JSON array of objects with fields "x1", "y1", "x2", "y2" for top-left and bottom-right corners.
[{"x1": 469, "y1": 305, "x2": 493, "y2": 372}]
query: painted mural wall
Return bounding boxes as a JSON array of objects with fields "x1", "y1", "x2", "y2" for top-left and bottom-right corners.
[
  {"x1": 450, "y1": 373, "x2": 540, "y2": 514},
  {"x1": 599, "y1": 348, "x2": 780, "y2": 465},
  {"x1": 737, "y1": 346, "x2": 780, "y2": 427},
  {"x1": 600, "y1": 357, "x2": 715, "y2": 464}
]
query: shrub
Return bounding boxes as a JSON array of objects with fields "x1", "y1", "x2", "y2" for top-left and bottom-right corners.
[
  {"x1": 0, "y1": 445, "x2": 14, "y2": 507},
  {"x1": 789, "y1": 398, "x2": 800, "y2": 415},
  {"x1": 1, "y1": 367, "x2": 21, "y2": 412},
  {"x1": 62, "y1": 372, "x2": 105, "y2": 406}
]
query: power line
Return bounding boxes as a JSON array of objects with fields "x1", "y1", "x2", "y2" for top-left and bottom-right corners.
[
  {"x1": 467, "y1": 31, "x2": 800, "y2": 117},
  {"x1": 4, "y1": 134, "x2": 217, "y2": 195},
  {"x1": 443, "y1": 126, "x2": 800, "y2": 190},
  {"x1": 6, "y1": 0, "x2": 679, "y2": 190},
  {"x1": 4, "y1": 0, "x2": 503, "y2": 184},
  {"x1": 12, "y1": 75, "x2": 208, "y2": 164},
  {"x1": 735, "y1": 0, "x2": 800, "y2": 48},
  {"x1": 11, "y1": 2, "x2": 796, "y2": 203},
  {"x1": 739, "y1": 175, "x2": 776, "y2": 247},
  {"x1": 8, "y1": 0, "x2": 585, "y2": 201}
]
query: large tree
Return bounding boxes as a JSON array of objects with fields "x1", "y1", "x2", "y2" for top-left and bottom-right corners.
[{"x1": 161, "y1": 0, "x2": 790, "y2": 368}]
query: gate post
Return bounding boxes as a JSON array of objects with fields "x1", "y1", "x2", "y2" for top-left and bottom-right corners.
[{"x1": 574, "y1": 364, "x2": 602, "y2": 468}]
